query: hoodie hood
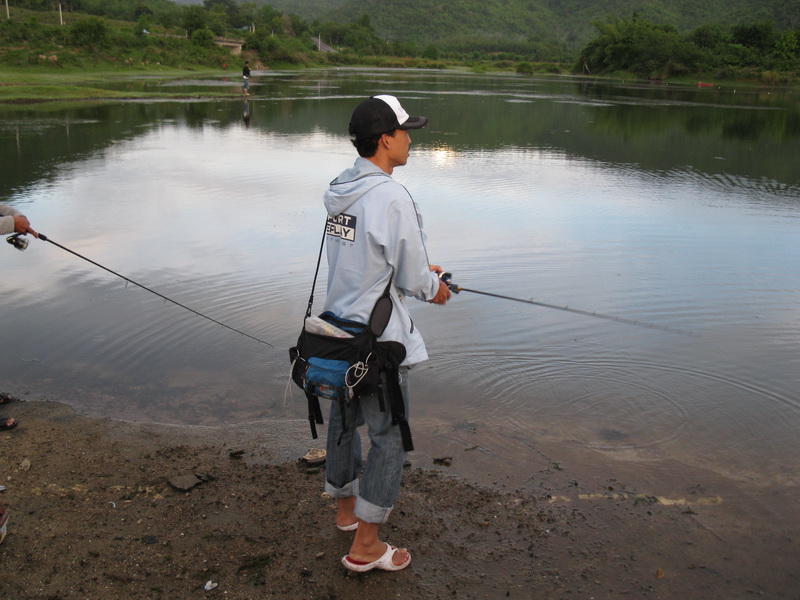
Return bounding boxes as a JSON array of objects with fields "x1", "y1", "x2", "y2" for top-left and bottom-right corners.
[{"x1": 323, "y1": 157, "x2": 392, "y2": 217}]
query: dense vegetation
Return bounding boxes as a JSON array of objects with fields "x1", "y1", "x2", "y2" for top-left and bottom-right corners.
[
  {"x1": 578, "y1": 16, "x2": 800, "y2": 83},
  {"x1": 1, "y1": 0, "x2": 799, "y2": 84},
  {"x1": 0, "y1": 11, "x2": 231, "y2": 69},
  {"x1": 0, "y1": 1, "x2": 319, "y2": 69},
  {"x1": 245, "y1": 0, "x2": 800, "y2": 56},
  {"x1": 0, "y1": 0, "x2": 449, "y2": 70}
]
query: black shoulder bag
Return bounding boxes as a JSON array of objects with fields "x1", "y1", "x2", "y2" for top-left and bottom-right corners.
[{"x1": 288, "y1": 225, "x2": 413, "y2": 451}]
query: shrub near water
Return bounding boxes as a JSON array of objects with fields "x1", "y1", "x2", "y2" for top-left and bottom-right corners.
[
  {"x1": 70, "y1": 16, "x2": 109, "y2": 53},
  {"x1": 516, "y1": 61, "x2": 534, "y2": 74},
  {"x1": 0, "y1": 17, "x2": 65, "y2": 65}
]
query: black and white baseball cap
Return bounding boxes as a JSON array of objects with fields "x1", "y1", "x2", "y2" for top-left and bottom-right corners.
[{"x1": 349, "y1": 94, "x2": 428, "y2": 140}]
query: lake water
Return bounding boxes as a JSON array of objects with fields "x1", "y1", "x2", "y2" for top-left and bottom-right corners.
[{"x1": 1, "y1": 69, "x2": 799, "y2": 548}]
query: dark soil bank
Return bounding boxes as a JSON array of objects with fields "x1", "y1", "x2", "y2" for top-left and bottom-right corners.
[{"x1": 0, "y1": 399, "x2": 795, "y2": 599}]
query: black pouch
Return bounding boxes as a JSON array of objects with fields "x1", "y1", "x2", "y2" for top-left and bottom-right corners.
[
  {"x1": 290, "y1": 312, "x2": 379, "y2": 402},
  {"x1": 289, "y1": 225, "x2": 412, "y2": 450}
]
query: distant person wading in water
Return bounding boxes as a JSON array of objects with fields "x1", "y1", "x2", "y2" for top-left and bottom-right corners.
[{"x1": 242, "y1": 61, "x2": 250, "y2": 96}]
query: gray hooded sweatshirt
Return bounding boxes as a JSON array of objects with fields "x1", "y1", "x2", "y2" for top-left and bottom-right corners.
[{"x1": 322, "y1": 157, "x2": 440, "y2": 366}]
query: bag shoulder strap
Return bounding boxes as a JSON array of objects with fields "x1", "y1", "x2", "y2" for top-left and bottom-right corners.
[
  {"x1": 304, "y1": 223, "x2": 328, "y2": 319},
  {"x1": 304, "y1": 217, "x2": 394, "y2": 327}
]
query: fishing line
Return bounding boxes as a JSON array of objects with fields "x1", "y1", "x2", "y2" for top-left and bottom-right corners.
[
  {"x1": 9, "y1": 232, "x2": 692, "y2": 342},
  {"x1": 28, "y1": 233, "x2": 275, "y2": 348},
  {"x1": 441, "y1": 274, "x2": 697, "y2": 337}
]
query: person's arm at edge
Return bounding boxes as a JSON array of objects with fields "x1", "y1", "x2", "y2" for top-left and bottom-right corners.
[{"x1": 0, "y1": 204, "x2": 38, "y2": 237}]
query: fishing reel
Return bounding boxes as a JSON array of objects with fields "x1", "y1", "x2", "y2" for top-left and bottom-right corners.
[
  {"x1": 6, "y1": 233, "x2": 28, "y2": 251},
  {"x1": 438, "y1": 271, "x2": 460, "y2": 293}
]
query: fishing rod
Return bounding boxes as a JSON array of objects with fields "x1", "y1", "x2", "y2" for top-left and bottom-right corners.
[
  {"x1": 7, "y1": 233, "x2": 274, "y2": 348},
  {"x1": 440, "y1": 273, "x2": 697, "y2": 337},
  {"x1": 7, "y1": 232, "x2": 689, "y2": 341}
]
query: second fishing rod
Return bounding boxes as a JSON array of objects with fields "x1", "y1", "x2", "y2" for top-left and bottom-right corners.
[{"x1": 7, "y1": 232, "x2": 275, "y2": 348}]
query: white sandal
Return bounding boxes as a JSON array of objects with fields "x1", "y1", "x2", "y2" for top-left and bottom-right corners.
[{"x1": 342, "y1": 542, "x2": 411, "y2": 572}]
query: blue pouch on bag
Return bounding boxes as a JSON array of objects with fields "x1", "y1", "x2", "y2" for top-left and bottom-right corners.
[{"x1": 304, "y1": 357, "x2": 351, "y2": 400}]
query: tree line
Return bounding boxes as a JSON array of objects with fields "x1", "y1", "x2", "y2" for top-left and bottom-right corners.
[
  {"x1": 2, "y1": 0, "x2": 799, "y2": 82},
  {"x1": 1, "y1": 0, "x2": 414, "y2": 67},
  {"x1": 578, "y1": 16, "x2": 799, "y2": 82}
]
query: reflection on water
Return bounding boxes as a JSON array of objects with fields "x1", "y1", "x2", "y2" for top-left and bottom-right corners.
[{"x1": 1, "y1": 70, "x2": 799, "y2": 539}]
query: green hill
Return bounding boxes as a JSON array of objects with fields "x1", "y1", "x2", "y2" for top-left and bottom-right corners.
[
  {"x1": 3, "y1": 0, "x2": 798, "y2": 82},
  {"x1": 258, "y1": 0, "x2": 799, "y2": 52}
]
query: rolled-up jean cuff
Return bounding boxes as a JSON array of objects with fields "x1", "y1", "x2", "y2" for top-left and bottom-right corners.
[
  {"x1": 325, "y1": 477, "x2": 359, "y2": 499},
  {"x1": 355, "y1": 495, "x2": 393, "y2": 524}
]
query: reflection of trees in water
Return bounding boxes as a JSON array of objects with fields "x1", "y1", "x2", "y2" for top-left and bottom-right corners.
[
  {"x1": 0, "y1": 101, "x2": 260, "y2": 199},
  {"x1": 722, "y1": 113, "x2": 768, "y2": 141},
  {"x1": 2, "y1": 73, "x2": 799, "y2": 199}
]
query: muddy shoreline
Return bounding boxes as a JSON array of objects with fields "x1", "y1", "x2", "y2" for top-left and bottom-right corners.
[{"x1": 0, "y1": 397, "x2": 796, "y2": 599}]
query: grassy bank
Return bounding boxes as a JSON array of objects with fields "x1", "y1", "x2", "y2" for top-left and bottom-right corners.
[
  {"x1": 2, "y1": 63, "x2": 795, "y2": 105},
  {"x1": 0, "y1": 65, "x2": 241, "y2": 102}
]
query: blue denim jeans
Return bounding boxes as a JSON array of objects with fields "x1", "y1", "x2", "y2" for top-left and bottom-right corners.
[{"x1": 324, "y1": 367, "x2": 410, "y2": 524}]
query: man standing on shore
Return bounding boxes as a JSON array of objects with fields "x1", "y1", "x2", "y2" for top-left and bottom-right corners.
[{"x1": 321, "y1": 95, "x2": 451, "y2": 572}]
